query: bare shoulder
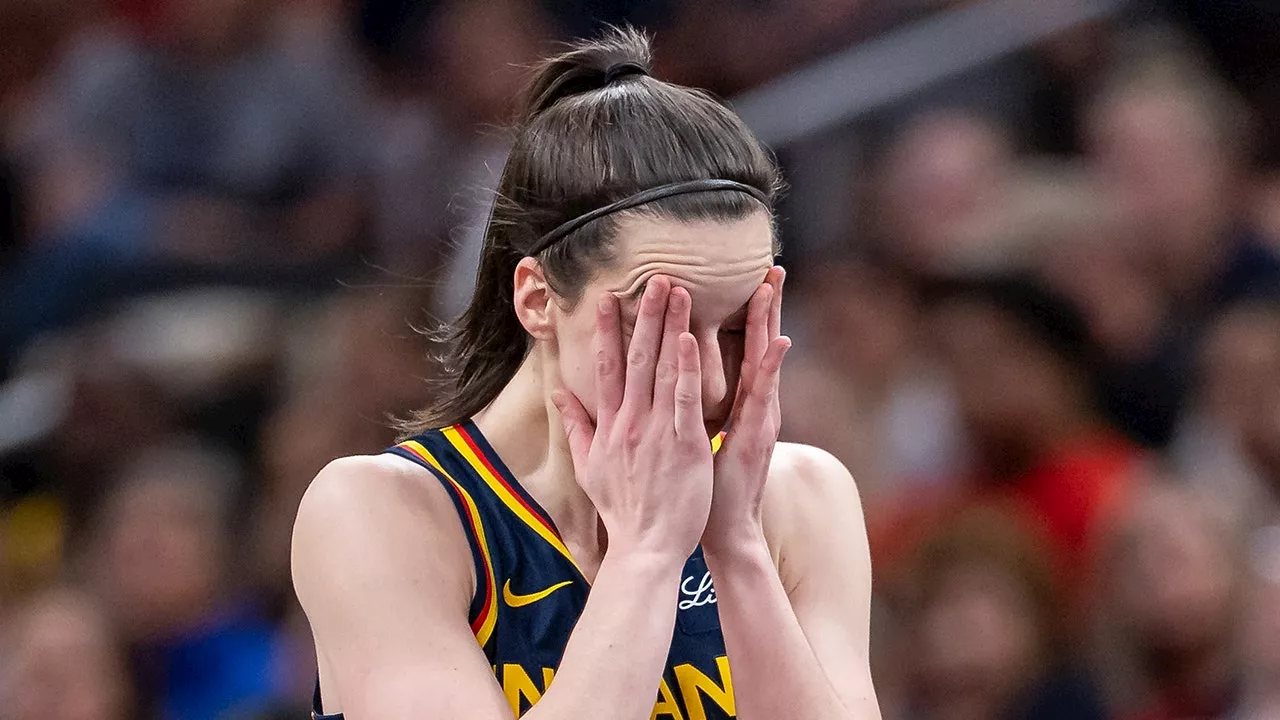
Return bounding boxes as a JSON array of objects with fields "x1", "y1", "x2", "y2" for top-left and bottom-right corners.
[
  {"x1": 764, "y1": 442, "x2": 864, "y2": 518},
  {"x1": 291, "y1": 456, "x2": 502, "y2": 717},
  {"x1": 294, "y1": 454, "x2": 457, "y2": 548},
  {"x1": 762, "y1": 443, "x2": 868, "y2": 575},
  {"x1": 291, "y1": 453, "x2": 474, "y2": 606}
]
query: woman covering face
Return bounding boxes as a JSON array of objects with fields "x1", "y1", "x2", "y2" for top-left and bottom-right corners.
[{"x1": 291, "y1": 27, "x2": 881, "y2": 720}]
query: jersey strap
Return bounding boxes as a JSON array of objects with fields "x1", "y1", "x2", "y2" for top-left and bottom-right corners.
[
  {"x1": 388, "y1": 439, "x2": 499, "y2": 648},
  {"x1": 441, "y1": 423, "x2": 586, "y2": 578}
]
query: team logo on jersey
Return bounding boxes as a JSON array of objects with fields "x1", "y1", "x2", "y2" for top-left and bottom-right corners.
[
  {"x1": 679, "y1": 571, "x2": 717, "y2": 610},
  {"x1": 497, "y1": 657, "x2": 737, "y2": 720},
  {"x1": 502, "y1": 579, "x2": 573, "y2": 608}
]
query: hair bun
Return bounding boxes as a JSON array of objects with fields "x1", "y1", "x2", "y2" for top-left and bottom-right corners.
[
  {"x1": 518, "y1": 26, "x2": 654, "y2": 124},
  {"x1": 603, "y1": 62, "x2": 649, "y2": 85}
]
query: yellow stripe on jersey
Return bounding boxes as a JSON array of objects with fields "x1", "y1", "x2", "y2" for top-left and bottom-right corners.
[
  {"x1": 400, "y1": 440, "x2": 499, "y2": 649},
  {"x1": 711, "y1": 431, "x2": 726, "y2": 454},
  {"x1": 442, "y1": 426, "x2": 586, "y2": 579}
]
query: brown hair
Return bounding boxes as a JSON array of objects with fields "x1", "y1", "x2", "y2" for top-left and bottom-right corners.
[{"x1": 402, "y1": 26, "x2": 783, "y2": 433}]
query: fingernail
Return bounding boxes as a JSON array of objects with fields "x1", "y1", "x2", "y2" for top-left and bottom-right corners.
[{"x1": 669, "y1": 287, "x2": 687, "y2": 310}]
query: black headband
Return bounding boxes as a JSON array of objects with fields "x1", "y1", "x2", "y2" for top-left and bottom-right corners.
[{"x1": 528, "y1": 178, "x2": 770, "y2": 256}]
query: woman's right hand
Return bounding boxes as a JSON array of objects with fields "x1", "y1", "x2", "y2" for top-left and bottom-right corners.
[{"x1": 552, "y1": 275, "x2": 714, "y2": 561}]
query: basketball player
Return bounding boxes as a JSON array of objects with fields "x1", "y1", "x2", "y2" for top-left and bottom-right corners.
[{"x1": 292, "y1": 28, "x2": 880, "y2": 720}]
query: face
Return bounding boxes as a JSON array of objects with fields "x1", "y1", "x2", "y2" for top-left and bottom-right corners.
[
  {"x1": 545, "y1": 212, "x2": 776, "y2": 437},
  {"x1": 881, "y1": 113, "x2": 1012, "y2": 273},
  {"x1": 917, "y1": 562, "x2": 1042, "y2": 705},
  {"x1": 1114, "y1": 489, "x2": 1236, "y2": 655},
  {"x1": 933, "y1": 300, "x2": 1071, "y2": 455},
  {"x1": 95, "y1": 478, "x2": 226, "y2": 640},
  {"x1": 1089, "y1": 90, "x2": 1229, "y2": 260},
  {"x1": 3, "y1": 593, "x2": 128, "y2": 720}
]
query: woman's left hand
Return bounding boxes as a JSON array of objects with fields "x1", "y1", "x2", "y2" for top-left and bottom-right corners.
[{"x1": 703, "y1": 266, "x2": 789, "y2": 556}]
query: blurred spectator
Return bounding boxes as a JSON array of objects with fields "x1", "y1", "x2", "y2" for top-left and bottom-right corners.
[
  {"x1": 0, "y1": 585, "x2": 134, "y2": 720},
  {"x1": 249, "y1": 288, "x2": 435, "y2": 611},
  {"x1": 2, "y1": 3, "x2": 1280, "y2": 719},
  {"x1": 82, "y1": 439, "x2": 283, "y2": 720},
  {"x1": 1085, "y1": 29, "x2": 1280, "y2": 448},
  {"x1": 1093, "y1": 481, "x2": 1245, "y2": 720},
  {"x1": 0, "y1": 0, "x2": 373, "y2": 371},
  {"x1": 874, "y1": 274, "x2": 1144, "y2": 610},
  {"x1": 34, "y1": 0, "x2": 370, "y2": 265},
  {"x1": 656, "y1": 0, "x2": 866, "y2": 94},
  {"x1": 1173, "y1": 300, "x2": 1280, "y2": 533},
  {"x1": 0, "y1": 0, "x2": 101, "y2": 366},
  {"x1": 358, "y1": 0, "x2": 552, "y2": 317},
  {"x1": 1030, "y1": 164, "x2": 1167, "y2": 369},
  {"x1": 1155, "y1": 0, "x2": 1280, "y2": 167},
  {"x1": 898, "y1": 506, "x2": 1107, "y2": 720},
  {"x1": 0, "y1": 327, "x2": 176, "y2": 557},
  {"x1": 782, "y1": 260, "x2": 965, "y2": 508},
  {"x1": 871, "y1": 110, "x2": 1020, "y2": 279}
]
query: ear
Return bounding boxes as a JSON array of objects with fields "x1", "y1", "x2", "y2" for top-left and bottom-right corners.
[{"x1": 513, "y1": 257, "x2": 555, "y2": 341}]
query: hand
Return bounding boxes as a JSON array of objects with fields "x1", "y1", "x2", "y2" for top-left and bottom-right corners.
[
  {"x1": 553, "y1": 276, "x2": 715, "y2": 561},
  {"x1": 703, "y1": 267, "x2": 789, "y2": 555}
]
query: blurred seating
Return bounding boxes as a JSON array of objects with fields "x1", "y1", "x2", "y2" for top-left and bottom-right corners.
[{"x1": 0, "y1": 2, "x2": 1278, "y2": 718}]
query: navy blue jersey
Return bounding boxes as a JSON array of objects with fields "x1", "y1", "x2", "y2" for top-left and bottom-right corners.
[{"x1": 314, "y1": 420, "x2": 736, "y2": 719}]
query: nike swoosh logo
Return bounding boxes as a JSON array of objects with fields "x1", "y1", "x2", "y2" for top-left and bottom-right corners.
[{"x1": 502, "y1": 579, "x2": 573, "y2": 608}]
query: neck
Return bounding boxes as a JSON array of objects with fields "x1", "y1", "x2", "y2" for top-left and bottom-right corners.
[{"x1": 471, "y1": 352, "x2": 605, "y2": 574}]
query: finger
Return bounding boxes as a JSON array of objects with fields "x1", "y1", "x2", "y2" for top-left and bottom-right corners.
[
  {"x1": 738, "y1": 336, "x2": 792, "y2": 430},
  {"x1": 768, "y1": 266, "x2": 785, "y2": 340},
  {"x1": 652, "y1": 285, "x2": 691, "y2": 414},
  {"x1": 593, "y1": 294, "x2": 624, "y2": 429},
  {"x1": 622, "y1": 276, "x2": 670, "y2": 411},
  {"x1": 739, "y1": 283, "x2": 774, "y2": 394},
  {"x1": 760, "y1": 335, "x2": 792, "y2": 378},
  {"x1": 552, "y1": 389, "x2": 594, "y2": 474},
  {"x1": 673, "y1": 332, "x2": 704, "y2": 440}
]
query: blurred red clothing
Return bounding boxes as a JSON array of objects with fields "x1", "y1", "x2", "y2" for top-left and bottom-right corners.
[{"x1": 872, "y1": 430, "x2": 1142, "y2": 605}]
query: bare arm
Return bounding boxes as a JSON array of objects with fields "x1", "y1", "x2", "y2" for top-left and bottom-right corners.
[
  {"x1": 700, "y1": 267, "x2": 879, "y2": 719},
  {"x1": 704, "y1": 444, "x2": 880, "y2": 720},
  {"x1": 292, "y1": 455, "x2": 688, "y2": 720}
]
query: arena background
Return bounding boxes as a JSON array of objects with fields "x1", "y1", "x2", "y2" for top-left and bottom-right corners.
[{"x1": 2, "y1": 1, "x2": 1280, "y2": 718}]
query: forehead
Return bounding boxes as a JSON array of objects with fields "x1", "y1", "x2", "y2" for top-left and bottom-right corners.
[{"x1": 590, "y1": 211, "x2": 775, "y2": 309}]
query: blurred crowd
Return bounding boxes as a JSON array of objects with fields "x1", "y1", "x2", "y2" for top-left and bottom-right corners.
[{"x1": 1, "y1": 1, "x2": 1279, "y2": 719}]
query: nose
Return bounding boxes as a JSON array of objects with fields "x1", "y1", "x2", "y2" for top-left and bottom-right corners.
[{"x1": 695, "y1": 329, "x2": 730, "y2": 416}]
